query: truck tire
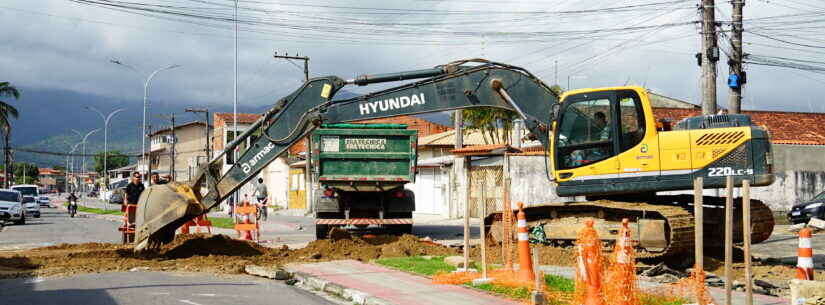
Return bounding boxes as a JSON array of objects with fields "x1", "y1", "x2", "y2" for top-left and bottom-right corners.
[
  {"x1": 316, "y1": 224, "x2": 331, "y2": 239},
  {"x1": 392, "y1": 224, "x2": 413, "y2": 235}
]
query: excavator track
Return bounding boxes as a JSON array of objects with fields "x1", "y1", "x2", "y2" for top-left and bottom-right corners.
[{"x1": 486, "y1": 195, "x2": 774, "y2": 259}]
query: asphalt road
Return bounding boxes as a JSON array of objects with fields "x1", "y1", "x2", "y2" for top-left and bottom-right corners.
[
  {"x1": 0, "y1": 271, "x2": 338, "y2": 305},
  {"x1": 0, "y1": 205, "x2": 121, "y2": 251}
]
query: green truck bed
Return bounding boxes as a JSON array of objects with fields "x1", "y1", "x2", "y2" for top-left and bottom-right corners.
[{"x1": 311, "y1": 124, "x2": 418, "y2": 190}]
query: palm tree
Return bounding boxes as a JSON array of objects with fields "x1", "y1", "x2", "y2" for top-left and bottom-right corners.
[{"x1": 0, "y1": 82, "x2": 20, "y2": 188}]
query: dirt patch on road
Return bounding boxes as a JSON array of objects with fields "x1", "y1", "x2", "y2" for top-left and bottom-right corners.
[{"x1": 0, "y1": 230, "x2": 458, "y2": 279}]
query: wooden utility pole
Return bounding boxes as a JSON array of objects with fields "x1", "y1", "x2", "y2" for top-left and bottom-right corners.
[
  {"x1": 728, "y1": 0, "x2": 745, "y2": 113},
  {"x1": 273, "y1": 52, "x2": 310, "y2": 82},
  {"x1": 701, "y1": 0, "x2": 719, "y2": 115},
  {"x1": 743, "y1": 180, "x2": 753, "y2": 305},
  {"x1": 694, "y1": 177, "x2": 704, "y2": 270},
  {"x1": 724, "y1": 176, "x2": 734, "y2": 305}
]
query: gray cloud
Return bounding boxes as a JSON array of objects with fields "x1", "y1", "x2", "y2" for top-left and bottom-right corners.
[{"x1": 2, "y1": 0, "x2": 823, "y2": 112}]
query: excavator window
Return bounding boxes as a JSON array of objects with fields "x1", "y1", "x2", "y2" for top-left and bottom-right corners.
[
  {"x1": 617, "y1": 92, "x2": 646, "y2": 151},
  {"x1": 555, "y1": 92, "x2": 615, "y2": 170}
]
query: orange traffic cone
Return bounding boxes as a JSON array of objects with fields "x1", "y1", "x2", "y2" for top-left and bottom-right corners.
[
  {"x1": 517, "y1": 202, "x2": 535, "y2": 282},
  {"x1": 604, "y1": 219, "x2": 639, "y2": 305},
  {"x1": 574, "y1": 219, "x2": 604, "y2": 305},
  {"x1": 796, "y1": 228, "x2": 814, "y2": 280}
]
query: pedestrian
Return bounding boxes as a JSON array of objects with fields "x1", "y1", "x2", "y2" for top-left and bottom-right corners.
[
  {"x1": 254, "y1": 178, "x2": 268, "y2": 221},
  {"x1": 124, "y1": 172, "x2": 145, "y2": 228}
]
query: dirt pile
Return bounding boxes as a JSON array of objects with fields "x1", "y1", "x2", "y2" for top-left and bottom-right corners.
[{"x1": 0, "y1": 230, "x2": 457, "y2": 279}]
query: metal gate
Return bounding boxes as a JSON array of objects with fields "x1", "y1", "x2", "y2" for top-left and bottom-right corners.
[{"x1": 468, "y1": 165, "x2": 503, "y2": 218}]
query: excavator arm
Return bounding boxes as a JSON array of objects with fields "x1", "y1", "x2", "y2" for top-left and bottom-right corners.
[{"x1": 134, "y1": 59, "x2": 559, "y2": 250}]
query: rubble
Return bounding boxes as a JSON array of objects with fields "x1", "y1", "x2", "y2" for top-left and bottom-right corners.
[{"x1": 0, "y1": 231, "x2": 458, "y2": 279}]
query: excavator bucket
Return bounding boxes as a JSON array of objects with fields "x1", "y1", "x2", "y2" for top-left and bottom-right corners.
[{"x1": 133, "y1": 182, "x2": 206, "y2": 251}]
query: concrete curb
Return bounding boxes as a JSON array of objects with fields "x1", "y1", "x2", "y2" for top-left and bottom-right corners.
[{"x1": 283, "y1": 267, "x2": 393, "y2": 305}]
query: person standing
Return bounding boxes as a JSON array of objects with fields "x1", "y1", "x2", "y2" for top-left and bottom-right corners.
[
  {"x1": 124, "y1": 172, "x2": 145, "y2": 227},
  {"x1": 254, "y1": 177, "x2": 268, "y2": 221}
]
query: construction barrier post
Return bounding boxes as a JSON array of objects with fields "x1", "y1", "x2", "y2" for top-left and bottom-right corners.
[
  {"x1": 604, "y1": 218, "x2": 639, "y2": 305},
  {"x1": 724, "y1": 176, "x2": 734, "y2": 305},
  {"x1": 743, "y1": 180, "x2": 753, "y2": 305},
  {"x1": 575, "y1": 219, "x2": 604, "y2": 305},
  {"x1": 503, "y1": 177, "x2": 514, "y2": 270},
  {"x1": 531, "y1": 245, "x2": 545, "y2": 305},
  {"x1": 796, "y1": 228, "x2": 814, "y2": 280},
  {"x1": 480, "y1": 183, "x2": 488, "y2": 279},
  {"x1": 234, "y1": 196, "x2": 259, "y2": 242},
  {"x1": 517, "y1": 202, "x2": 535, "y2": 282}
]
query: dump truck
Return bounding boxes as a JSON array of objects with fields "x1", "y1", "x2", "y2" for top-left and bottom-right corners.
[
  {"x1": 134, "y1": 59, "x2": 774, "y2": 257},
  {"x1": 311, "y1": 123, "x2": 418, "y2": 239}
]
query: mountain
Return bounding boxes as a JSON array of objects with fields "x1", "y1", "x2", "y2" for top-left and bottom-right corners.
[{"x1": 11, "y1": 87, "x2": 450, "y2": 168}]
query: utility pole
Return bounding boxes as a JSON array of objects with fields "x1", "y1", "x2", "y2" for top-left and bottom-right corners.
[
  {"x1": 700, "y1": 0, "x2": 720, "y2": 115},
  {"x1": 274, "y1": 51, "x2": 311, "y2": 210},
  {"x1": 185, "y1": 108, "x2": 211, "y2": 166},
  {"x1": 554, "y1": 60, "x2": 558, "y2": 86},
  {"x1": 170, "y1": 114, "x2": 176, "y2": 181},
  {"x1": 728, "y1": 0, "x2": 745, "y2": 113},
  {"x1": 273, "y1": 52, "x2": 310, "y2": 81}
]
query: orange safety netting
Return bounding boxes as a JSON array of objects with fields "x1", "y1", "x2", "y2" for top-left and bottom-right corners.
[
  {"x1": 432, "y1": 271, "x2": 481, "y2": 284},
  {"x1": 657, "y1": 264, "x2": 715, "y2": 305},
  {"x1": 603, "y1": 220, "x2": 640, "y2": 305},
  {"x1": 503, "y1": 197, "x2": 514, "y2": 270},
  {"x1": 574, "y1": 219, "x2": 605, "y2": 305}
]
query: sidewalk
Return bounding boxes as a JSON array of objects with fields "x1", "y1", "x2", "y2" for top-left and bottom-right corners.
[{"x1": 286, "y1": 260, "x2": 520, "y2": 305}]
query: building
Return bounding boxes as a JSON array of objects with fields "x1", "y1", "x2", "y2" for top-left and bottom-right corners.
[
  {"x1": 147, "y1": 121, "x2": 212, "y2": 182},
  {"x1": 38, "y1": 168, "x2": 64, "y2": 192},
  {"x1": 213, "y1": 113, "x2": 264, "y2": 210}
]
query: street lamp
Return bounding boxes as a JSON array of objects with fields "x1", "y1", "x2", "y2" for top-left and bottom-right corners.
[
  {"x1": 72, "y1": 129, "x2": 99, "y2": 193},
  {"x1": 68, "y1": 143, "x2": 81, "y2": 193},
  {"x1": 86, "y1": 106, "x2": 126, "y2": 190},
  {"x1": 110, "y1": 59, "x2": 180, "y2": 176}
]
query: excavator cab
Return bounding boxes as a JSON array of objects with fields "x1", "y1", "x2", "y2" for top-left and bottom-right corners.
[{"x1": 551, "y1": 87, "x2": 655, "y2": 195}]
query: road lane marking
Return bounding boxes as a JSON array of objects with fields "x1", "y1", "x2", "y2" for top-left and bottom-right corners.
[{"x1": 180, "y1": 300, "x2": 205, "y2": 305}]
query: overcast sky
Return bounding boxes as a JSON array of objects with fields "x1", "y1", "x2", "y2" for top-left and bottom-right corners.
[{"x1": 2, "y1": 0, "x2": 824, "y2": 113}]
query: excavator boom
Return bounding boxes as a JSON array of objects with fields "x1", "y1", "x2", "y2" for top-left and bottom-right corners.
[{"x1": 134, "y1": 59, "x2": 559, "y2": 249}]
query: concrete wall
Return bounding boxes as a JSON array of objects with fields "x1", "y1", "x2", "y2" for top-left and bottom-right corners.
[
  {"x1": 263, "y1": 157, "x2": 290, "y2": 209},
  {"x1": 772, "y1": 144, "x2": 825, "y2": 172},
  {"x1": 506, "y1": 155, "x2": 575, "y2": 206}
]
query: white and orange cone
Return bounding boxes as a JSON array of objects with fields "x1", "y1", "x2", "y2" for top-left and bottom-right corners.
[
  {"x1": 796, "y1": 228, "x2": 815, "y2": 280},
  {"x1": 517, "y1": 202, "x2": 535, "y2": 282}
]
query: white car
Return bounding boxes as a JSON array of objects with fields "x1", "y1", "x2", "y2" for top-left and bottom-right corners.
[
  {"x1": 22, "y1": 196, "x2": 40, "y2": 218},
  {"x1": 0, "y1": 189, "x2": 25, "y2": 225},
  {"x1": 38, "y1": 196, "x2": 50, "y2": 207}
]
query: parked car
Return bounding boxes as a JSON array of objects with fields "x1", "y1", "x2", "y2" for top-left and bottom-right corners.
[
  {"x1": 0, "y1": 189, "x2": 25, "y2": 225},
  {"x1": 108, "y1": 188, "x2": 125, "y2": 205},
  {"x1": 37, "y1": 196, "x2": 51, "y2": 207},
  {"x1": 22, "y1": 196, "x2": 40, "y2": 218},
  {"x1": 788, "y1": 190, "x2": 825, "y2": 224}
]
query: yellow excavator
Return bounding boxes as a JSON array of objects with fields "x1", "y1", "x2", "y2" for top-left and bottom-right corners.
[{"x1": 133, "y1": 59, "x2": 774, "y2": 257}]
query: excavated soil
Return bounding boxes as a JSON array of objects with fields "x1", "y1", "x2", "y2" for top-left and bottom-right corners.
[{"x1": 0, "y1": 229, "x2": 457, "y2": 279}]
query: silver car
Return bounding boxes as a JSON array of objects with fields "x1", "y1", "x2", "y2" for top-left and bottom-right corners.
[
  {"x1": 38, "y1": 196, "x2": 51, "y2": 207},
  {"x1": 0, "y1": 189, "x2": 25, "y2": 225}
]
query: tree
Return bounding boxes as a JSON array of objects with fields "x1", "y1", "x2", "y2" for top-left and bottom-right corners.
[
  {"x1": 12, "y1": 162, "x2": 38, "y2": 185},
  {"x1": 0, "y1": 82, "x2": 20, "y2": 188},
  {"x1": 456, "y1": 108, "x2": 518, "y2": 145},
  {"x1": 93, "y1": 151, "x2": 129, "y2": 174}
]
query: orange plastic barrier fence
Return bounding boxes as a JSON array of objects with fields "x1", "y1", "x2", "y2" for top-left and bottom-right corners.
[{"x1": 574, "y1": 219, "x2": 604, "y2": 305}]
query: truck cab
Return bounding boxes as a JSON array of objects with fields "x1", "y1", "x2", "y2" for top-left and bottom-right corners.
[{"x1": 11, "y1": 184, "x2": 40, "y2": 218}]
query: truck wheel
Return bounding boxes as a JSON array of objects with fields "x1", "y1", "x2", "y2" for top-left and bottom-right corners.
[{"x1": 316, "y1": 224, "x2": 330, "y2": 239}]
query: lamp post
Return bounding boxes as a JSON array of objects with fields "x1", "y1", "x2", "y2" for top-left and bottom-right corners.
[
  {"x1": 86, "y1": 107, "x2": 126, "y2": 190},
  {"x1": 72, "y1": 129, "x2": 99, "y2": 193},
  {"x1": 69, "y1": 143, "x2": 81, "y2": 193},
  {"x1": 110, "y1": 59, "x2": 180, "y2": 176}
]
